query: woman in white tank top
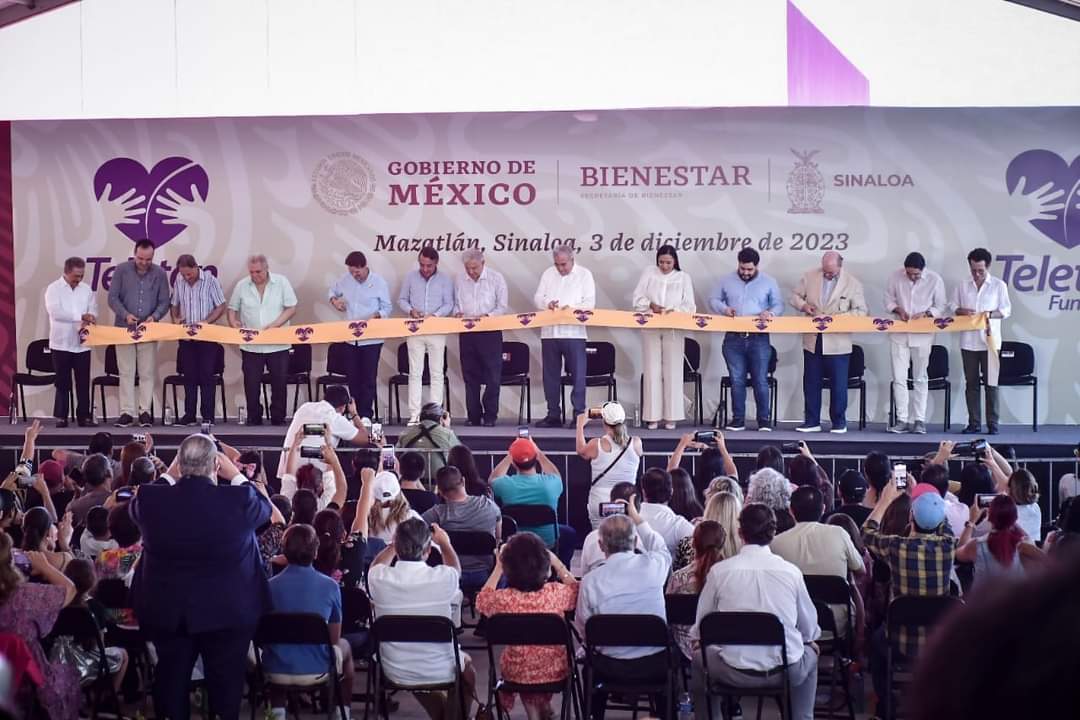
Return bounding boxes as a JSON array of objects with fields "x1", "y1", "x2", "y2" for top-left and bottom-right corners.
[{"x1": 575, "y1": 401, "x2": 643, "y2": 528}]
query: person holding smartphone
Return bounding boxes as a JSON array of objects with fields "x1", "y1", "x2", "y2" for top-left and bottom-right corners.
[{"x1": 274, "y1": 385, "x2": 372, "y2": 481}]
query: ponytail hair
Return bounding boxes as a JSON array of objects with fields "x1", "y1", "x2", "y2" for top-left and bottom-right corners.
[{"x1": 312, "y1": 509, "x2": 345, "y2": 577}]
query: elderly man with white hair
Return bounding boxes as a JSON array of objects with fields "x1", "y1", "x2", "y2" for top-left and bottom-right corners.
[
  {"x1": 533, "y1": 242, "x2": 596, "y2": 428},
  {"x1": 228, "y1": 254, "x2": 298, "y2": 426},
  {"x1": 576, "y1": 494, "x2": 671, "y2": 718},
  {"x1": 789, "y1": 251, "x2": 867, "y2": 434},
  {"x1": 130, "y1": 433, "x2": 272, "y2": 720},
  {"x1": 453, "y1": 248, "x2": 508, "y2": 426}
]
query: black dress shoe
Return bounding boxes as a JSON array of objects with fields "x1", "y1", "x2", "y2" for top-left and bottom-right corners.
[
  {"x1": 246, "y1": 419, "x2": 264, "y2": 427},
  {"x1": 271, "y1": 419, "x2": 287, "y2": 426},
  {"x1": 483, "y1": 420, "x2": 496, "y2": 427},
  {"x1": 56, "y1": 420, "x2": 69, "y2": 428},
  {"x1": 961, "y1": 424, "x2": 981, "y2": 434},
  {"x1": 535, "y1": 416, "x2": 561, "y2": 428},
  {"x1": 987, "y1": 424, "x2": 1000, "y2": 435},
  {"x1": 77, "y1": 418, "x2": 98, "y2": 428}
]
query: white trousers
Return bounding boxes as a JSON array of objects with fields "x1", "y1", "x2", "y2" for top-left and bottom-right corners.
[
  {"x1": 890, "y1": 342, "x2": 931, "y2": 423},
  {"x1": 115, "y1": 342, "x2": 157, "y2": 416},
  {"x1": 406, "y1": 334, "x2": 446, "y2": 419},
  {"x1": 642, "y1": 329, "x2": 686, "y2": 422}
]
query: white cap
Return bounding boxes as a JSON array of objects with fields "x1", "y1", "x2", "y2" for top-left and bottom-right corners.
[
  {"x1": 371, "y1": 471, "x2": 401, "y2": 501},
  {"x1": 601, "y1": 401, "x2": 626, "y2": 426}
]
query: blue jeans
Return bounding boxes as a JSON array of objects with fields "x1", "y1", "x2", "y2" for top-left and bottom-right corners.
[
  {"x1": 722, "y1": 334, "x2": 771, "y2": 426},
  {"x1": 542, "y1": 338, "x2": 587, "y2": 418},
  {"x1": 803, "y1": 335, "x2": 850, "y2": 428}
]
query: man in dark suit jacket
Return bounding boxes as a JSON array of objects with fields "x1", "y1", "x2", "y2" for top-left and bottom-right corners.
[{"x1": 131, "y1": 433, "x2": 271, "y2": 720}]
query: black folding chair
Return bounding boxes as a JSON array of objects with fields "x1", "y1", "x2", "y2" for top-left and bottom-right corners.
[
  {"x1": 698, "y1": 611, "x2": 792, "y2": 720},
  {"x1": 560, "y1": 341, "x2": 618, "y2": 424},
  {"x1": 714, "y1": 345, "x2": 779, "y2": 428},
  {"x1": 884, "y1": 595, "x2": 960, "y2": 720},
  {"x1": 484, "y1": 613, "x2": 582, "y2": 720},
  {"x1": 94, "y1": 577, "x2": 153, "y2": 699},
  {"x1": 249, "y1": 612, "x2": 349, "y2": 720},
  {"x1": 43, "y1": 606, "x2": 122, "y2": 719},
  {"x1": 341, "y1": 587, "x2": 375, "y2": 720},
  {"x1": 446, "y1": 530, "x2": 498, "y2": 627},
  {"x1": 803, "y1": 575, "x2": 855, "y2": 720},
  {"x1": 261, "y1": 344, "x2": 314, "y2": 418},
  {"x1": 501, "y1": 504, "x2": 559, "y2": 550},
  {"x1": 371, "y1": 615, "x2": 466, "y2": 720},
  {"x1": 665, "y1": 593, "x2": 700, "y2": 691},
  {"x1": 500, "y1": 341, "x2": 532, "y2": 424},
  {"x1": 317, "y1": 343, "x2": 352, "y2": 399},
  {"x1": 995, "y1": 341, "x2": 1038, "y2": 432},
  {"x1": 387, "y1": 343, "x2": 451, "y2": 424},
  {"x1": 160, "y1": 342, "x2": 229, "y2": 423},
  {"x1": 12, "y1": 339, "x2": 71, "y2": 422},
  {"x1": 583, "y1": 614, "x2": 677, "y2": 720}
]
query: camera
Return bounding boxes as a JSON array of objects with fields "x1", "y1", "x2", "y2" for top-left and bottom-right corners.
[
  {"x1": 14, "y1": 459, "x2": 33, "y2": 488},
  {"x1": 599, "y1": 502, "x2": 626, "y2": 517},
  {"x1": 380, "y1": 446, "x2": 396, "y2": 471},
  {"x1": 588, "y1": 408, "x2": 603, "y2": 420},
  {"x1": 303, "y1": 423, "x2": 325, "y2": 436},
  {"x1": 976, "y1": 492, "x2": 1000, "y2": 509},
  {"x1": 956, "y1": 438, "x2": 988, "y2": 459},
  {"x1": 300, "y1": 446, "x2": 323, "y2": 460},
  {"x1": 693, "y1": 430, "x2": 716, "y2": 444},
  {"x1": 893, "y1": 463, "x2": 908, "y2": 490},
  {"x1": 517, "y1": 426, "x2": 530, "y2": 438}
]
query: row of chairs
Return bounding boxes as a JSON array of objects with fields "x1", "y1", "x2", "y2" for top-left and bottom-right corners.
[{"x1": 12, "y1": 337, "x2": 1040, "y2": 430}]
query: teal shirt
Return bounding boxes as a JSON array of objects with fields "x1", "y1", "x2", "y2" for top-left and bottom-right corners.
[{"x1": 492, "y1": 472, "x2": 563, "y2": 546}]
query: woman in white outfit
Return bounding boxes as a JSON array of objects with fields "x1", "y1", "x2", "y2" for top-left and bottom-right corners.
[
  {"x1": 632, "y1": 245, "x2": 697, "y2": 429},
  {"x1": 575, "y1": 402, "x2": 642, "y2": 529}
]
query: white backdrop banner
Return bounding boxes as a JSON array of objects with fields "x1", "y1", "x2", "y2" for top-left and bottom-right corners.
[{"x1": 10, "y1": 107, "x2": 1080, "y2": 424}]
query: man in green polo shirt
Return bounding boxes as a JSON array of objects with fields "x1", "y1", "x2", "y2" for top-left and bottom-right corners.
[{"x1": 227, "y1": 254, "x2": 298, "y2": 425}]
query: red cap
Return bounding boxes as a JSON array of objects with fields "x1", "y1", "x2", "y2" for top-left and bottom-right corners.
[
  {"x1": 509, "y1": 438, "x2": 537, "y2": 465},
  {"x1": 910, "y1": 482, "x2": 939, "y2": 501},
  {"x1": 40, "y1": 460, "x2": 64, "y2": 490}
]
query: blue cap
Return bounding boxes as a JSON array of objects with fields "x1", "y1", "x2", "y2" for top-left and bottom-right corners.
[{"x1": 911, "y1": 492, "x2": 946, "y2": 531}]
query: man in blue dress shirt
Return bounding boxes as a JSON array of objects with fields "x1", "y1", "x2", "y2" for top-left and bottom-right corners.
[
  {"x1": 329, "y1": 251, "x2": 392, "y2": 419},
  {"x1": 398, "y1": 247, "x2": 454, "y2": 425},
  {"x1": 708, "y1": 248, "x2": 784, "y2": 431}
]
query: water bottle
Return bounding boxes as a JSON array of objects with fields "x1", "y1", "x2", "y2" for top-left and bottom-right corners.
[
  {"x1": 677, "y1": 691, "x2": 694, "y2": 720},
  {"x1": 8, "y1": 393, "x2": 15, "y2": 425},
  {"x1": 631, "y1": 403, "x2": 641, "y2": 429},
  {"x1": 238, "y1": 405, "x2": 247, "y2": 426},
  {"x1": 163, "y1": 406, "x2": 175, "y2": 426}
]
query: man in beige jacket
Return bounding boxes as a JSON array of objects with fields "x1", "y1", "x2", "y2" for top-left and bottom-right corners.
[{"x1": 789, "y1": 252, "x2": 868, "y2": 433}]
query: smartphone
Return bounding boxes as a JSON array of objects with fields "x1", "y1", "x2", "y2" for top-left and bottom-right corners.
[
  {"x1": 380, "y1": 446, "x2": 396, "y2": 470},
  {"x1": 693, "y1": 430, "x2": 716, "y2": 444},
  {"x1": 303, "y1": 423, "x2": 325, "y2": 436},
  {"x1": 976, "y1": 493, "x2": 999, "y2": 509},
  {"x1": 300, "y1": 446, "x2": 323, "y2": 460},
  {"x1": 132, "y1": 433, "x2": 147, "y2": 444},
  {"x1": 781, "y1": 441, "x2": 802, "y2": 453},
  {"x1": 588, "y1": 408, "x2": 603, "y2": 420},
  {"x1": 371, "y1": 423, "x2": 383, "y2": 442},
  {"x1": 116, "y1": 487, "x2": 135, "y2": 501},
  {"x1": 893, "y1": 463, "x2": 908, "y2": 490},
  {"x1": 517, "y1": 426, "x2": 530, "y2": 438},
  {"x1": 11, "y1": 549, "x2": 30, "y2": 575},
  {"x1": 599, "y1": 502, "x2": 626, "y2": 517},
  {"x1": 201, "y1": 422, "x2": 213, "y2": 436}
]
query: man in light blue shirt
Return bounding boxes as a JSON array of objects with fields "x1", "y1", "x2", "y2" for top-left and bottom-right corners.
[
  {"x1": 329, "y1": 251, "x2": 392, "y2": 419},
  {"x1": 453, "y1": 249, "x2": 509, "y2": 426},
  {"x1": 708, "y1": 247, "x2": 784, "y2": 431},
  {"x1": 575, "y1": 495, "x2": 671, "y2": 717},
  {"x1": 227, "y1": 254, "x2": 298, "y2": 426},
  {"x1": 398, "y1": 247, "x2": 454, "y2": 425}
]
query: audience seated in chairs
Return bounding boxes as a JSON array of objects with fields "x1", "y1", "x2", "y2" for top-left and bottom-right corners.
[
  {"x1": 95, "y1": 501, "x2": 143, "y2": 628},
  {"x1": 280, "y1": 430, "x2": 349, "y2": 512},
  {"x1": 639, "y1": 468, "x2": 696, "y2": 555},
  {"x1": 311, "y1": 467, "x2": 375, "y2": 590},
  {"x1": 575, "y1": 495, "x2": 671, "y2": 719},
  {"x1": 79, "y1": 506, "x2": 118, "y2": 560},
  {"x1": 21, "y1": 506, "x2": 74, "y2": 573},
  {"x1": 666, "y1": 520, "x2": 728, "y2": 661},
  {"x1": 673, "y1": 490, "x2": 742, "y2": 572},
  {"x1": 398, "y1": 451, "x2": 438, "y2": 515},
  {"x1": 476, "y1": 532, "x2": 579, "y2": 720},
  {"x1": 955, "y1": 493, "x2": 1044, "y2": 592},
  {"x1": 826, "y1": 469, "x2": 873, "y2": 527},
  {"x1": 669, "y1": 431, "x2": 738, "y2": 499},
  {"x1": 668, "y1": 468, "x2": 704, "y2": 523},
  {"x1": 422, "y1": 465, "x2": 501, "y2": 590},
  {"x1": 447, "y1": 444, "x2": 492, "y2": 499},
  {"x1": 262, "y1": 523, "x2": 356, "y2": 719},
  {"x1": 367, "y1": 471, "x2": 422, "y2": 545},
  {"x1": 691, "y1": 503, "x2": 821, "y2": 720},
  {"x1": 579, "y1": 482, "x2": 642, "y2": 576},
  {"x1": 66, "y1": 454, "x2": 112, "y2": 528},
  {"x1": 367, "y1": 518, "x2": 476, "y2": 720},
  {"x1": 53, "y1": 558, "x2": 128, "y2": 698},
  {"x1": 862, "y1": 475, "x2": 956, "y2": 720},
  {"x1": 747, "y1": 467, "x2": 795, "y2": 534},
  {"x1": 52, "y1": 430, "x2": 123, "y2": 483}
]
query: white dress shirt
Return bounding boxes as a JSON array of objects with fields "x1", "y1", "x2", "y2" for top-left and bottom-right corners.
[
  {"x1": 639, "y1": 503, "x2": 696, "y2": 555},
  {"x1": 274, "y1": 401, "x2": 360, "y2": 477},
  {"x1": 44, "y1": 277, "x2": 98, "y2": 353},
  {"x1": 578, "y1": 526, "x2": 644, "y2": 576},
  {"x1": 575, "y1": 520, "x2": 671, "y2": 659},
  {"x1": 951, "y1": 275, "x2": 1011, "y2": 351},
  {"x1": 533, "y1": 264, "x2": 596, "y2": 339},
  {"x1": 883, "y1": 268, "x2": 947, "y2": 348},
  {"x1": 453, "y1": 266, "x2": 509, "y2": 317},
  {"x1": 693, "y1": 544, "x2": 820, "y2": 670},
  {"x1": 367, "y1": 561, "x2": 463, "y2": 685},
  {"x1": 631, "y1": 267, "x2": 696, "y2": 314}
]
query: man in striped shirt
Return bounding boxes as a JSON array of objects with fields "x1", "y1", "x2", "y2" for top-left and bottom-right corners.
[
  {"x1": 170, "y1": 254, "x2": 226, "y2": 425},
  {"x1": 453, "y1": 249, "x2": 508, "y2": 426}
]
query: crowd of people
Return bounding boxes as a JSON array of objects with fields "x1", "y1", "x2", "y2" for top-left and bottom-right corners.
[
  {"x1": 0, "y1": 389, "x2": 1075, "y2": 720},
  {"x1": 45, "y1": 239, "x2": 1013, "y2": 436}
]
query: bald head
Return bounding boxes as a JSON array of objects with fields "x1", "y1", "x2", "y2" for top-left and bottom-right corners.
[{"x1": 822, "y1": 252, "x2": 843, "y2": 280}]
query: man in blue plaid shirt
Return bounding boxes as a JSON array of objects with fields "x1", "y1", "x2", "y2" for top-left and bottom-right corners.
[{"x1": 863, "y1": 473, "x2": 957, "y2": 719}]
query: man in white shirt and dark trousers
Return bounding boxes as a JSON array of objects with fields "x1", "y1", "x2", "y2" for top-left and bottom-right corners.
[
  {"x1": 575, "y1": 495, "x2": 671, "y2": 719},
  {"x1": 953, "y1": 247, "x2": 1011, "y2": 434},
  {"x1": 170, "y1": 254, "x2": 227, "y2": 425},
  {"x1": 44, "y1": 257, "x2": 99, "y2": 427},
  {"x1": 453, "y1": 249, "x2": 508, "y2": 427},
  {"x1": 534, "y1": 242, "x2": 596, "y2": 428},
  {"x1": 639, "y1": 468, "x2": 695, "y2": 555},
  {"x1": 884, "y1": 252, "x2": 948, "y2": 435},
  {"x1": 693, "y1": 503, "x2": 820, "y2": 720}
]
